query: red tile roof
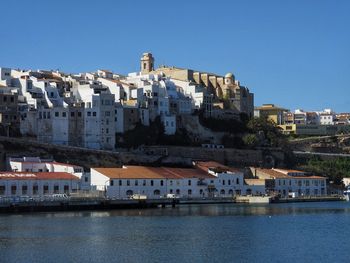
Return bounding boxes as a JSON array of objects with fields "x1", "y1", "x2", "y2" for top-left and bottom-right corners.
[
  {"x1": 93, "y1": 166, "x2": 215, "y2": 180},
  {"x1": 0, "y1": 172, "x2": 79, "y2": 180},
  {"x1": 254, "y1": 168, "x2": 325, "y2": 179}
]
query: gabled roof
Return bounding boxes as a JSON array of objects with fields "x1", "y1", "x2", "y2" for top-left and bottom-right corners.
[{"x1": 92, "y1": 166, "x2": 214, "y2": 180}]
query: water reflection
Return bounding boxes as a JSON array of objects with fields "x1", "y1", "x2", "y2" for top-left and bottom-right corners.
[{"x1": 0, "y1": 202, "x2": 349, "y2": 263}]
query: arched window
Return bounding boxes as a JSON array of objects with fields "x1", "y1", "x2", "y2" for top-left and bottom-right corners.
[
  {"x1": 154, "y1": 189, "x2": 160, "y2": 196},
  {"x1": 160, "y1": 180, "x2": 164, "y2": 186},
  {"x1": 188, "y1": 189, "x2": 192, "y2": 195},
  {"x1": 176, "y1": 189, "x2": 180, "y2": 195},
  {"x1": 228, "y1": 189, "x2": 233, "y2": 195},
  {"x1": 220, "y1": 189, "x2": 225, "y2": 195},
  {"x1": 236, "y1": 178, "x2": 240, "y2": 185},
  {"x1": 126, "y1": 190, "x2": 133, "y2": 196}
]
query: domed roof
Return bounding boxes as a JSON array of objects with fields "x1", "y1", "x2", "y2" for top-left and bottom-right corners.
[{"x1": 225, "y1": 72, "x2": 233, "y2": 79}]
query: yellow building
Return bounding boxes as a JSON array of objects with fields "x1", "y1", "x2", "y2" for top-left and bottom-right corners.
[{"x1": 254, "y1": 104, "x2": 288, "y2": 125}]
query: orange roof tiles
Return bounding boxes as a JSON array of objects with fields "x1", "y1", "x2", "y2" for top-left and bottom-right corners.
[
  {"x1": 93, "y1": 166, "x2": 215, "y2": 180},
  {"x1": 0, "y1": 172, "x2": 79, "y2": 180},
  {"x1": 255, "y1": 168, "x2": 325, "y2": 180}
]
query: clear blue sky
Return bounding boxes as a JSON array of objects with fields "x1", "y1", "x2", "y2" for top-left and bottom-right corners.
[{"x1": 1, "y1": 0, "x2": 349, "y2": 112}]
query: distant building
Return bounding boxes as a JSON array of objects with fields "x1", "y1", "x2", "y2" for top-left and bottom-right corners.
[
  {"x1": 251, "y1": 167, "x2": 327, "y2": 197},
  {"x1": 254, "y1": 104, "x2": 288, "y2": 125}
]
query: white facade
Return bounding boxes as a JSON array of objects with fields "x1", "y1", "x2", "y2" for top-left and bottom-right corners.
[
  {"x1": 252, "y1": 168, "x2": 327, "y2": 197},
  {"x1": 163, "y1": 115, "x2": 176, "y2": 135},
  {"x1": 90, "y1": 163, "x2": 264, "y2": 199},
  {"x1": 0, "y1": 172, "x2": 80, "y2": 198}
]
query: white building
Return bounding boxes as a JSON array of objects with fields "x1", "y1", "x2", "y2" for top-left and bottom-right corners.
[
  {"x1": 252, "y1": 167, "x2": 327, "y2": 197},
  {"x1": 0, "y1": 172, "x2": 80, "y2": 198},
  {"x1": 7, "y1": 157, "x2": 90, "y2": 190},
  {"x1": 319, "y1": 109, "x2": 335, "y2": 125},
  {"x1": 90, "y1": 162, "x2": 264, "y2": 199}
]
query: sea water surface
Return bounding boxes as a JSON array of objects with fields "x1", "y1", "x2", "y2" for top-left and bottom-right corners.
[{"x1": 0, "y1": 202, "x2": 349, "y2": 263}]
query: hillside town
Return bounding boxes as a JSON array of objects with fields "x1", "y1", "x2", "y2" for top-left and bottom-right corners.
[{"x1": 0, "y1": 52, "x2": 253, "y2": 150}]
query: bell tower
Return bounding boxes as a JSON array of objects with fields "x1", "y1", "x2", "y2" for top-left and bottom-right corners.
[{"x1": 140, "y1": 52, "x2": 154, "y2": 74}]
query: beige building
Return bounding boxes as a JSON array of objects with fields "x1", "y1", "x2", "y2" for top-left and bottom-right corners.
[
  {"x1": 140, "y1": 53, "x2": 254, "y2": 118},
  {"x1": 254, "y1": 104, "x2": 288, "y2": 125}
]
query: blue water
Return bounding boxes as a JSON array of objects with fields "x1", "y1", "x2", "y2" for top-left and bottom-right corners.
[{"x1": 0, "y1": 202, "x2": 349, "y2": 263}]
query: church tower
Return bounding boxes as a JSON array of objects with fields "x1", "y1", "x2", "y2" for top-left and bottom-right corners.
[{"x1": 140, "y1": 52, "x2": 154, "y2": 74}]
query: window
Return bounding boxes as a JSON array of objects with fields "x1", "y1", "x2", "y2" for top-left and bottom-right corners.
[
  {"x1": 169, "y1": 189, "x2": 173, "y2": 194},
  {"x1": 93, "y1": 112, "x2": 96, "y2": 117},
  {"x1": 119, "y1": 180, "x2": 122, "y2": 186},
  {"x1": 85, "y1": 176, "x2": 89, "y2": 183},
  {"x1": 110, "y1": 180, "x2": 114, "y2": 186},
  {"x1": 71, "y1": 112, "x2": 75, "y2": 117},
  {"x1": 0, "y1": 185, "x2": 5, "y2": 195},
  {"x1": 154, "y1": 189, "x2": 160, "y2": 195},
  {"x1": 135, "y1": 180, "x2": 138, "y2": 186},
  {"x1": 188, "y1": 180, "x2": 191, "y2": 186},
  {"x1": 11, "y1": 185, "x2": 16, "y2": 195},
  {"x1": 160, "y1": 180, "x2": 164, "y2": 186},
  {"x1": 176, "y1": 189, "x2": 180, "y2": 195},
  {"x1": 151, "y1": 180, "x2": 154, "y2": 186},
  {"x1": 54, "y1": 185, "x2": 59, "y2": 194},
  {"x1": 143, "y1": 180, "x2": 146, "y2": 186},
  {"x1": 223, "y1": 180, "x2": 225, "y2": 185},
  {"x1": 127, "y1": 180, "x2": 130, "y2": 186},
  {"x1": 78, "y1": 112, "x2": 82, "y2": 117},
  {"x1": 62, "y1": 112, "x2": 66, "y2": 117},
  {"x1": 43, "y1": 185, "x2": 49, "y2": 194},
  {"x1": 64, "y1": 185, "x2": 69, "y2": 194},
  {"x1": 228, "y1": 180, "x2": 231, "y2": 185},
  {"x1": 126, "y1": 190, "x2": 133, "y2": 196},
  {"x1": 106, "y1": 128, "x2": 109, "y2": 134},
  {"x1": 236, "y1": 178, "x2": 239, "y2": 185},
  {"x1": 105, "y1": 111, "x2": 110, "y2": 117},
  {"x1": 55, "y1": 112, "x2": 59, "y2": 117},
  {"x1": 87, "y1": 112, "x2": 91, "y2": 117},
  {"x1": 188, "y1": 189, "x2": 192, "y2": 195}
]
